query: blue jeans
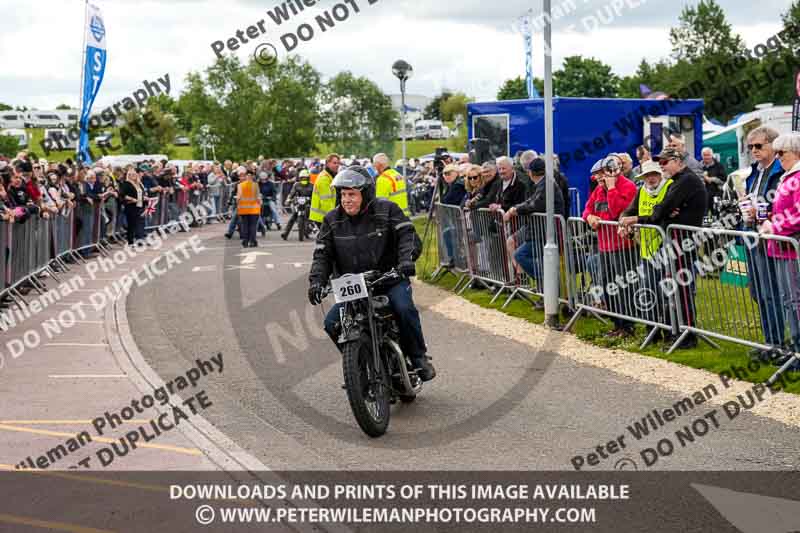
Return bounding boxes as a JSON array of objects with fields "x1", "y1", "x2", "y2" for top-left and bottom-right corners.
[
  {"x1": 324, "y1": 279, "x2": 427, "y2": 359},
  {"x1": 514, "y1": 240, "x2": 541, "y2": 283},
  {"x1": 746, "y1": 245, "x2": 785, "y2": 346},
  {"x1": 775, "y1": 258, "x2": 800, "y2": 351},
  {"x1": 442, "y1": 225, "x2": 455, "y2": 262},
  {"x1": 227, "y1": 212, "x2": 239, "y2": 236}
]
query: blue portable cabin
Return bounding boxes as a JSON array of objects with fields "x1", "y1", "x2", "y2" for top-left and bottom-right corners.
[{"x1": 466, "y1": 97, "x2": 704, "y2": 210}]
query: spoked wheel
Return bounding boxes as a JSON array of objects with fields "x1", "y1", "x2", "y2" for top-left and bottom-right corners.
[
  {"x1": 298, "y1": 215, "x2": 306, "y2": 242},
  {"x1": 342, "y1": 338, "x2": 390, "y2": 437}
]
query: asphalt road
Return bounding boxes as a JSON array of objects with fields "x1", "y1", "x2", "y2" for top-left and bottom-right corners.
[{"x1": 125, "y1": 226, "x2": 800, "y2": 471}]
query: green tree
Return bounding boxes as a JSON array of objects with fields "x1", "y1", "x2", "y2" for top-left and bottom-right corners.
[
  {"x1": 424, "y1": 91, "x2": 451, "y2": 120},
  {"x1": 119, "y1": 102, "x2": 176, "y2": 155},
  {"x1": 496, "y1": 76, "x2": 544, "y2": 100},
  {"x1": 440, "y1": 92, "x2": 472, "y2": 122},
  {"x1": 150, "y1": 93, "x2": 191, "y2": 132},
  {"x1": 178, "y1": 54, "x2": 320, "y2": 160},
  {"x1": 553, "y1": 56, "x2": 619, "y2": 97},
  {"x1": 318, "y1": 72, "x2": 397, "y2": 157},
  {"x1": 669, "y1": 0, "x2": 746, "y2": 62},
  {"x1": 0, "y1": 135, "x2": 20, "y2": 157},
  {"x1": 0, "y1": 103, "x2": 12, "y2": 111},
  {"x1": 56, "y1": 104, "x2": 72, "y2": 110}
]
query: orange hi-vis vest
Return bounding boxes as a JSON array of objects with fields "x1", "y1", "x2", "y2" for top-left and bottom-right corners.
[{"x1": 237, "y1": 180, "x2": 260, "y2": 215}]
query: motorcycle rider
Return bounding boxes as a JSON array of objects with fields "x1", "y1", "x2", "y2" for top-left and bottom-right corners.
[
  {"x1": 281, "y1": 169, "x2": 314, "y2": 240},
  {"x1": 308, "y1": 166, "x2": 436, "y2": 381}
]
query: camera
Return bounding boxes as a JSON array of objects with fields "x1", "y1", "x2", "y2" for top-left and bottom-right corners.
[
  {"x1": 711, "y1": 197, "x2": 742, "y2": 229},
  {"x1": 432, "y1": 146, "x2": 448, "y2": 177}
]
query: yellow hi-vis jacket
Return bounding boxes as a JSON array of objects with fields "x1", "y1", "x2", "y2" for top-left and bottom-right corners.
[
  {"x1": 310, "y1": 169, "x2": 336, "y2": 223},
  {"x1": 237, "y1": 180, "x2": 261, "y2": 215},
  {"x1": 638, "y1": 179, "x2": 673, "y2": 259},
  {"x1": 375, "y1": 168, "x2": 410, "y2": 217}
]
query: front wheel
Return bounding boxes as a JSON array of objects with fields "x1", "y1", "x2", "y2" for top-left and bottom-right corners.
[
  {"x1": 342, "y1": 338, "x2": 390, "y2": 437},
  {"x1": 298, "y1": 214, "x2": 306, "y2": 242}
]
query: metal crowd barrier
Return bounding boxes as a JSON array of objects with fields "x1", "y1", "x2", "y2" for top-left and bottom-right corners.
[
  {"x1": 462, "y1": 208, "x2": 516, "y2": 303},
  {"x1": 563, "y1": 218, "x2": 678, "y2": 349},
  {"x1": 664, "y1": 224, "x2": 800, "y2": 382},
  {"x1": 430, "y1": 203, "x2": 470, "y2": 288},
  {"x1": 503, "y1": 212, "x2": 572, "y2": 310},
  {"x1": 0, "y1": 221, "x2": 8, "y2": 292},
  {"x1": 430, "y1": 209, "x2": 800, "y2": 377}
]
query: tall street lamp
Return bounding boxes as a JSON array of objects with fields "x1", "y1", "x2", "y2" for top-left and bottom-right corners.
[{"x1": 392, "y1": 59, "x2": 413, "y2": 181}]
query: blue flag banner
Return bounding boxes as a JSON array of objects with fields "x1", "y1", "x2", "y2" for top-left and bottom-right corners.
[
  {"x1": 524, "y1": 32, "x2": 540, "y2": 99},
  {"x1": 78, "y1": 3, "x2": 107, "y2": 164}
]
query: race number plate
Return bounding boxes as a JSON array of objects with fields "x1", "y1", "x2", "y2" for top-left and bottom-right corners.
[
  {"x1": 331, "y1": 273, "x2": 368, "y2": 304},
  {"x1": 297, "y1": 197, "x2": 307, "y2": 205}
]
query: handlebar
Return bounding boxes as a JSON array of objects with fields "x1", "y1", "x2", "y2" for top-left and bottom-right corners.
[{"x1": 320, "y1": 269, "x2": 404, "y2": 298}]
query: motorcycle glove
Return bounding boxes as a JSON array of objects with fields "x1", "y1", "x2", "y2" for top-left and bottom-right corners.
[
  {"x1": 399, "y1": 261, "x2": 416, "y2": 278},
  {"x1": 308, "y1": 283, "x2": 324, "y2": 306}
]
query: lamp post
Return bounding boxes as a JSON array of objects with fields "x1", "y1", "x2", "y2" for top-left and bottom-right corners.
[
  {"x1": 392, "y1": 60, "x2": 413, "y2": 181},
  {"x1": 543, "y1": 0, "x2": 559, "y2": 328}
]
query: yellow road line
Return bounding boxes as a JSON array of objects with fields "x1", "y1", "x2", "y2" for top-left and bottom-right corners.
[
  {"x1": 0, "y1": 420, "x2": 150, "y2": 425},
  {"x1": 0, "y1": 464, "x2": 256, "y2": 507},
  {"x1": 0, "y1": 513, "x2": 115, "y2": 533},
  {"x1": 0, "y1": 464, "x2": 167, "y2": 492},
  {"x1": 0, "y1": 424, "x2": 201, "y2": 456}
]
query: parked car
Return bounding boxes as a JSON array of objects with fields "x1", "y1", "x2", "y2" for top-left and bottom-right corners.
[
  {"x1": 0, "y1": 112, "x2": 27, "y2": 129},
  {"x1": 174, "y1": 136, "x2": 191, "y2": 146}
]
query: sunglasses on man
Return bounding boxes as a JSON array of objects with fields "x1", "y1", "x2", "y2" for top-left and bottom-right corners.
[{"x1": 747, "y1": 143, "x2": 767, "y2": 150}]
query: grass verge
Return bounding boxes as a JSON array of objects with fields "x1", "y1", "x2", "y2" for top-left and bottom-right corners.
[{"x1": 412, "y1": 217, "x2": 800, "y2": 395}]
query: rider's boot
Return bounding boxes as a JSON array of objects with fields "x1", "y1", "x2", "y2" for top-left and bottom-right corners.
[{"x1": 413, "y1": 355, "x2": 436, "y2": 382}]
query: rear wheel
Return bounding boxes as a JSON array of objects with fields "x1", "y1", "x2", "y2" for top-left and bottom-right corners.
[{"x1": 342, "y1": 338, "x2": 390, "y2": 437}]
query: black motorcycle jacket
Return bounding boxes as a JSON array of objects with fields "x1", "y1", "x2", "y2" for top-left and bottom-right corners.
[
  {"x1": 288, "y1": 180, "x2": 313, "y2": 201},
  {"x1": 309, "y1": 198, "x2": 421, "y2": 286}
]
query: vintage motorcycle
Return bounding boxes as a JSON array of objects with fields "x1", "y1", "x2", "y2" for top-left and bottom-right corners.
[{"x1": 324, "y1": 268, "x2": 423, "y2": 437}]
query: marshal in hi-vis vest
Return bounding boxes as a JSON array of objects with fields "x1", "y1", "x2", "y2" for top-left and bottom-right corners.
[
  {"x1": 637, "y1": 179, "x2": 673, "y2": 259},
  {"x1": 375, "y1": 168, "x2": 410, "y2": 216},
  {"x1": 237, "y1": 180, "x2": 261, "y2": 215},
  {"x1": 310, "y1": 169, "x2": 336, "y2": 223}
]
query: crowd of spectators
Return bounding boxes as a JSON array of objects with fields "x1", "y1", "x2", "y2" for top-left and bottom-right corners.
[{"x1": 433, "y1": 127, "x2": 800, "y2": 367}]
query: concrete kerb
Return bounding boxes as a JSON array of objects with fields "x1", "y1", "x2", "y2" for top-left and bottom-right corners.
[{"x1": 103, "y1": 229, "x2": 352, "y2": 533}]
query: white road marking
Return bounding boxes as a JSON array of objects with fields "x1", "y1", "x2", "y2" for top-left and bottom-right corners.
[
  {"x1": 192, "y1": 266, "x2": 217, "y2": 272},
  {"x1": 48, "y1": 374, "x2": 127, "y2": 379},
  {"x1": 266, "y1": 264, "x2": 275, "y2": 270},
  {"x1": 43, "y1": 343, "x2": 107, "y2": 347},
  {"x1": 237, "y1": 251, "x2": 273, "y2": 265}
]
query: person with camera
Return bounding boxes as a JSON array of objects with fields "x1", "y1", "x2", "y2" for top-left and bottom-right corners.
[
  {"x1": 740, "y1": 126, "x2": 785, "y2": 361},
  {"x1": 583, "y1": 156, "x2": 638, "y2": 337},
  {"x1": 307, "y1": 166, "x2": 434, "y2": 382}
]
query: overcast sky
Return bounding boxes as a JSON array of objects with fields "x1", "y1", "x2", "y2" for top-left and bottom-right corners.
[{"x1": 0, "y1": 0, "x2": 789, "y2": 110}]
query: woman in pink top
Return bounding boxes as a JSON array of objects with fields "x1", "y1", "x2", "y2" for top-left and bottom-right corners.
[{"x1": 759, "y1": 132, "x2": 800, "y2": 363}]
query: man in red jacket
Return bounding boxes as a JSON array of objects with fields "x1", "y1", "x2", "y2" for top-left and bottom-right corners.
[{"x1": 582, "y1": 156, "x2": 638, "y2": 337}]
